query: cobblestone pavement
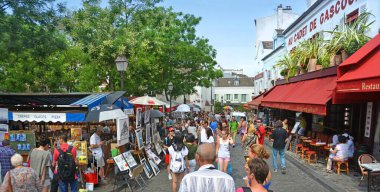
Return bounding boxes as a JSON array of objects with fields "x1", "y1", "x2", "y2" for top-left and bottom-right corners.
[{"x1": 95, "y1": 138, "x2": 331, "y2": 192}]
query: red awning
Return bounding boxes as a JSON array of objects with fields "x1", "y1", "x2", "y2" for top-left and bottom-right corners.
[
  {"x1": 336, "y1": 34, "x2": 380, "y2": 94},
  {"x1": 248, "y1": 94, "x2": 264, "y2": 109},
  {"x1": 261, "y1": 75, "x2": 337, "y2": 116}
]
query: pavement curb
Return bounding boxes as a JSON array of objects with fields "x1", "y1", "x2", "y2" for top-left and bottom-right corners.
[{"x1": 264, "y1": 142, "x2": 346, "y2": 192}]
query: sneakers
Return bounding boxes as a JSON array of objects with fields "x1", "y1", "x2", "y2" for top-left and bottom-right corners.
[
  {"x1": 273, "y1": 169, "x2": 278, "y2": 173},
  {"x1": 281, "y1": 167, "x2": 286, "y2": 174},
  {"x1": 168, "y1": 174, "x2": 172, "y2": 180},
  {"x1": 232, "y1": 144, "x2": 235, "y2": 148}
]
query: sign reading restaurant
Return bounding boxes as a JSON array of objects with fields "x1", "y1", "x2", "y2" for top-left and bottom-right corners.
[{"x1": 287, "y1": 0, "x2": 361, "y2": 48}]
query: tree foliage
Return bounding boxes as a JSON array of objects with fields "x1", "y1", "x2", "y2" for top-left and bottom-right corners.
[{"x1": 0, "y1": 0, "x2": 222, "y2": 97}]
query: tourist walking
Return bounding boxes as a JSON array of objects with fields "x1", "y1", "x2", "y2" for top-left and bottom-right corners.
[
  {"x1": 1, "y1": 153, "x2": 42, "y2": 192},
  {"x1": 179, "y1": 143, "x2": 235, "y2": 192},
  {"x1": 242, "y1": 125, "x2": 258, "y2": 157},
  {"x1": 203, "y1": 128, "x2": 215, "y2": 144},
  {"x1": 216, "y1": 129, "x2": 234, "y2": 173},
  {"x1": 53, "y1": 134, "x2": 78, "y2": 192},
  {"x1": 237, "y1": 158, "x2": 271, "y2": 192},
  {"x1": 28, "y1": 139, "x2": 52, "y2": 192},
  {"x1": 164, "y1": 127, "x2": 175, "y2": 180},
  {"x1": 0, "y1": 140, "x2": 16, "y2": 180},
  {"x1": 169, "y1": 132, "x2": 189, "y2": 192},
  {"x1": 184, "y1": 134, "x2": 197, "y2": 173},
  {"x1": 270, "y1": 120, "x2": 288, "y2": 174},
  {"x1": 229, "y1": 116, "x2": 238, "y2": 147},
  {"x1": 247, "y1": 144, "x2": 272, "y2": 190}
]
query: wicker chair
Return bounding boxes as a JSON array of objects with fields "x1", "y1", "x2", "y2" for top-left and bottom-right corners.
[{"x1": 358, "y1": 154, "x2": 377, "y2": 186}]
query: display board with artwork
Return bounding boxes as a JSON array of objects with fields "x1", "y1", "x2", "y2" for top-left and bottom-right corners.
[
  {"x1": 122, "y1": 151, "x2": 138, "y2": 168},
  {"x1": 117, "y1": 117, "x2": 129, "y2": 146},
  {"x1": 70, "y1": 128, "x2": 82, "y2": 140},
  {"x1": 135, "y1": 129, "x2": 144, "y2": 150},
  {"x1": 113, "y1": 154, "x2": 131, "y2": 173},
  {"x1": 9, "y1": 130, "x2": 36, "y2": 155},
  {"x1": 68, "y1": 140, "x2": 88, "y2": 165}
]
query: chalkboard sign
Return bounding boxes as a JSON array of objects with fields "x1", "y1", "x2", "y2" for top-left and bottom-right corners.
[{"x1": 9, "y1": 130, "x2": 36, "y2": 155}]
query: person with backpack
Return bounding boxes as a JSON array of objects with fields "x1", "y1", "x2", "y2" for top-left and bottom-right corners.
[
  {"x1": 168, "y1": 132, "x2": 189, "y2": 192},
  {"x1": 52, "y1": 134, "x2": 78, "y2": 192}
]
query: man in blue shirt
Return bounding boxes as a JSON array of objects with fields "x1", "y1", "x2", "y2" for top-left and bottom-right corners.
[
  {"x1": 210, "y1": 118, "x2": 218, "y2": 134},
  {"x1": 0, "y1": 140, "x2": 16, "y2": 178}
]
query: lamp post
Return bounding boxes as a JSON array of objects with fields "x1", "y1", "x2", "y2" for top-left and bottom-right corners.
[
  {"x1": 168, "y1": 82, "x2": 173, "y2": 118},
  {"x1": 115, "y1": 55, "x2": 128, "y2": 111}
]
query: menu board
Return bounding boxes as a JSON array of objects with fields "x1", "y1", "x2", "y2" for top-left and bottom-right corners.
[
  {"x1": 9, "y1": 130, "x2": 36, "y2": 155},
  {"x1": 68, "y1": 140, "x2": 88, "y2": 165}
]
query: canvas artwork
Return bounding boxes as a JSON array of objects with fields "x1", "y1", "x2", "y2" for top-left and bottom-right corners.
[
  {"x1": 155, "y1": 142, "x2": 163, "y2": 155},
  {"x1": 148, "y1": 158, "x2": 160, "y2": 176},
  {"x1": 152, "y1": 133, "x2": 161, "y2": 144},
  {"x1": 145, "y1": 123, "x2": 151, "y2": 144},
  {"x1": 136, "y1": 108, "x2": 142, "y2": 127},
  {"x1": 146, "y1": 148, "x2": 161, "y2": 165},
  {"x1": 113, "y1": 154, "x2": 130, "y2": 172},
  {"x1": 122, "y1": 151, "x2": 137, "y2": 168},
  {"x1": 70, "y1": 128, "x2": 82, "y2": 141},
  {"x1": 141, "y1": 158, "x2": 153, "y2": 179},
  {"x1": 144, "y1": 109, "x2": 151, "y2": 124},
  {"x1": 135, "y1": 129, "x2": 144, "y2": 150},
  {"x1": 117, "y1": 117, "x2": 130, "y2": 146}
]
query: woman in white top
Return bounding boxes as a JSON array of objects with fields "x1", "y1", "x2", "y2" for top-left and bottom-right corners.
[
  {"x1": 327, "y1": 135, "x2": 349, "y2": 173},
  {"x1": 216, "y1": 129, "x2": 234, "y2": 172},
  {"x1": 203, "y1": 128, "x2": 215, "y2": 143},
  {"x1": 168, "y1": 132, "x2": 188, "y2": 192}
]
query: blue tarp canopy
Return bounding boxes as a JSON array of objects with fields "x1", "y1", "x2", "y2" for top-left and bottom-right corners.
[{"x1": 71, "y1": 93, "x2": 110, "y2": 110}]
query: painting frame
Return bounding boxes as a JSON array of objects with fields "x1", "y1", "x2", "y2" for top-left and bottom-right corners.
[
  {"x1": 136, "y1": 108, "x2": 142, "y2": 127},
  {"x1": 135, "y1": 128, "x2": 144, "y2": 150},
  {"x1": 141, "y1": 158, "x2": 153, "y2": 179},
  {"x1": 145, "y1": 123, "x2": 151, "y2": 144},
  {"x1": 148, "y1": 158, "x2": 160, "y2": 176},
  {"x1": 152, "y1": 132, "x2": 160, "y2": 144},
  {"x1": 117, "y1": 116, "x2": 130, "y2": 146},
  {"x1": 122, "y1": 151, "x2": 137, "y2": 168}
]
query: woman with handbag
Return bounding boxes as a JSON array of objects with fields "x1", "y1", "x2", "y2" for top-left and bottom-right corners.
[{"x1": 0, "y1": 153, "x2": 42, "y2": 192}]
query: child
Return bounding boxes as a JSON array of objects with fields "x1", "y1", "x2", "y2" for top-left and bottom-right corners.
[{"x1": 216, "y1": 129, "x2": 234, "y2": 173}]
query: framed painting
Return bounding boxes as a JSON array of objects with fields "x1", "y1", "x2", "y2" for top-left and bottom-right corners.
[{"x1": 141, "y1": 158, "x2": 153, "y2": 179}]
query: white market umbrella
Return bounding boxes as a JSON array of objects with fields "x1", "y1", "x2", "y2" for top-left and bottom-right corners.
[
  {"x1": 175, "y1": 104, "x2": 191, "y2": 113},
  {"x1": 129, "y1": 95, "x2": 166, "y2": 106}
]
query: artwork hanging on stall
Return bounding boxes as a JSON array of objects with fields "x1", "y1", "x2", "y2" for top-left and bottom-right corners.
[
  {"x1": 141, "y1": 158, "x2": 153, "y2": 179},
  {"x1": 152, "y1": 133, "x2": 160, "y2": 144},
  {"x1": 145, "y1": 148, "x2": 161, "y2": 165},
  {"x1": 9, "y1": 131, "x2": 36, "y2": 155},
  {"x1": 145, "y1": 123, "x2": 151, "y2": 144},
  {"x1": 117, "y1": 117, "x2": 130, "y2": 146},
  {"x1": 70, "y1": 128, "x2": 82, "y2": 140},
  {"x1": 122, "y1": 151, "x2": 137, "y2": 168},
  {"x1": 0, "y1": 124, "x2": 8, "y2": 142},
  {"x1": 136, "y1": 108, "x2": 142, "y2": 127},
  {"x1": 144, "y1": 109, "x2": 151, "y2": 124},
  {"x1": 113, "y1": 154, "x2": 130, "y2": 172},
  {"x1": 152, "y1": 123, "x2": 157, "y2": 135},
  {"x1": 70, "y1": 141, "x2": 88, "y2": 165},
  {"x1": 148, "y1": 158, "x2": 160, "y2": 176},
  {"x1": 135, "y1": 129, "x2": 144, "y2": 150},
  {"x1": 155, "y1": 142, "x2": 163, "y2": 155}
]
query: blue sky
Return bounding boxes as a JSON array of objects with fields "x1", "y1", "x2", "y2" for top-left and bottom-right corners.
[{"x1": 64, "y1": 0, "x2": 307, "y2": 76}]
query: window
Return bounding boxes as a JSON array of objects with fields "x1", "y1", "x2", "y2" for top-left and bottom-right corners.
[
  {"x1": 234, "y1": 94, "x2": 238, "y2": 100},
  {"x1": 241, "y1": 94, "x2": 247, "y2": 102},
  {"x1": 326, "y1": 104, "x2": 351, "y2": 130},
  {"x1": 234, "y1": 80, "x2": 239, "y2": 86},
  {"x1": 346, "y1": 9, "x2": 359, "y2": 25},
  {"x1": 226, "y1": 94, "x2": 231, "y2": 101},
  {"x1": 214, "y1": 94, "x2": 218, "y2": 101}
]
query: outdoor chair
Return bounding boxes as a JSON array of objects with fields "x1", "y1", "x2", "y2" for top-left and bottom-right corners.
[
  {"x1": 358, "y1": 154, "x2": 377, "y2": 186},
  {"x1": 305, "y1": 150, "x2": 317, "y2": 164},
  {"x1": 335, "y1": 160, "x2": 349, "y2": 175}
]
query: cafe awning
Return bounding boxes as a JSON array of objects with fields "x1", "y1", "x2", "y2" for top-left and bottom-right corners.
[
  {"x1": 336, "y1": 34, "x2": 380, "y2": 93},
  {"x1": 8, "y1": 112, "x2": 86, "y2": 122},
  {"x1": 261, "y1": 75, "x2": 336, "y2": 116},
  {"x1": 248, "y1": 94, "x2": 264, "y2": 110}
]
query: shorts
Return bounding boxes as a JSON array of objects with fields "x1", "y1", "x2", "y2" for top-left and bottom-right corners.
[
  {"x1": 218, "y1": 157, "x2": 230, "y2": 162},
  {"x1": 95, "y1": 156, "x2": 105, "y2": 167},
  {"x1": 165, "y1": 154, "x2": 170, "y2": 164},
  {"x1": 43, "y1": 179, "x2": 51, "y2": 187}
]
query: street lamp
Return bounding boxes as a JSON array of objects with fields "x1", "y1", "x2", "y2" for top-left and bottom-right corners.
[
  {"x1": 115, "y1": 55, "x2": 128, "y2": 111},
  {"x1": 168, "y1": 82, "x2": 173, "y2": 117}
]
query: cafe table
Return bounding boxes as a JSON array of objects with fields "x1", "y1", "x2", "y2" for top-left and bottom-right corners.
[
  {"x1": 360, "y1": 163, "x2": 380, "y2": 192},
  {"x1": 310, "y1": 142, "x2": 327, "y2": 163}
]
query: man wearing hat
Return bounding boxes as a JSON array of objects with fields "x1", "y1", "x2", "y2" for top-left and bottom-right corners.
[
  {"x1": 270, "y1": 120, "x2": 288, "y2": 174},
  {"x1": 90, "y1": 126, "x2": 106, "y2": 181}
]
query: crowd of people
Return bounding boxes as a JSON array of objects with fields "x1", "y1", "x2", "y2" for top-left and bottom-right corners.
[
  {"x1": 159, "y1": 111, "x2": 288, "y2": 192},
  {"x1": 0, "y1": 128, "x2": 107, "y2": 192}
]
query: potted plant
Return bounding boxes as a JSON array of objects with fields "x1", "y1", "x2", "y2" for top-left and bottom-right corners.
[{"x1": 277, "y1": 55, "x2": 297, "y2": 80}]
